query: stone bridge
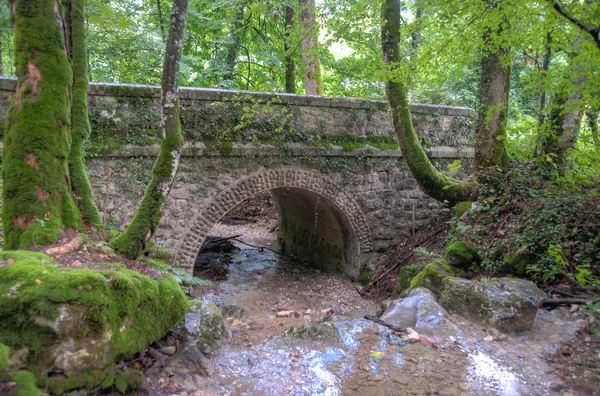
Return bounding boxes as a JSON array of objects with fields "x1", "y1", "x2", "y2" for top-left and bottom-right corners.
[{"x1": 0, "y1": 77, "x2": 474, "y2": 279}]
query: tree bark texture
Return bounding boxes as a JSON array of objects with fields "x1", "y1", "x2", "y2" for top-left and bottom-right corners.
[
  {"x1": 381, "y1": 0, "x2": 477, "y2": 206},
  {"x1": 2, "y1": 0, "x2": 82, "y2": 249},
  {"x1": 65, "y1": 0, "x2": 102, "y2": 228},
  {"x1": 474, "y1": 27, "x2": 511, "y2": 173},
  {"x1": 299, "y1": 0, "x2": 323, "y2": 95},
  {"x1": 111, "y1": 0, "x2": 188, "y2": 258},
  {"x1": 284, "y1": 5, "x2": 296, "y2": 94}
]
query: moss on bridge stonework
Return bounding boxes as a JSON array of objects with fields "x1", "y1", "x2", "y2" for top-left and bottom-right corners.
[{"x1": 0, "y1": 250, "x2": 187, "y2": 395}]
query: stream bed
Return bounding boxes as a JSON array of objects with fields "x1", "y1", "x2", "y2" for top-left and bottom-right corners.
[{"x1": 159, "y1": 240, "x2": 582, "y2": 396}]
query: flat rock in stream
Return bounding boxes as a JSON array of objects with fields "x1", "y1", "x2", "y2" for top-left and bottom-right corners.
[
  {"x1": 380, "y1": 288, "x2": 460, "y2": 339},
  {"x1": 439, "y1": 277, "x2": 546, "y2": 333}
]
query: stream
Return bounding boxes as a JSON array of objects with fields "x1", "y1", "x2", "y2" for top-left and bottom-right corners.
[{"x1": 159, "y1": 227, "x2": 582, "y2": 396}]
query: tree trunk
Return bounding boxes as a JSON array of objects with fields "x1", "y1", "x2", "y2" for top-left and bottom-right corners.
[
  {"x1": 223, "y1": 4, "x2": 245, "y2": 83},
  {"x1": 381, "y1": 0, "x2": 476, "y2": 206},
  {"x1": 474, "y1": 25, "x2": 511, "y2": 175},
  {"x1": 299, "y1": 0, "x2": 323, "y2": 95},
  {"x1": 65, "y1": 0, "x2": 102, "y2": 228},
  {"x1": 2, "y1": 0, "x2": 82, "y2": 249},
  {"x1": 111, "y1": 0, "x2": 188, "y2": 258},
  {"x1": 541, "y1": 34, "x2": 586, "y2": 172},
  {"x1": 588, "y1": 111, "x2": 599, "y2": 150},
  {"x1": 538, "y1": 33, "x2": 552, "y2": 129},
  {"x1": 284, "y1": 5, "x2": 296, "y2": 94}
]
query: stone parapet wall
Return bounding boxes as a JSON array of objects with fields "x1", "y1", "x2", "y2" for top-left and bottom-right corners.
[{"x1": 0, "y1": 77, "x2": 475, "y2": 148}]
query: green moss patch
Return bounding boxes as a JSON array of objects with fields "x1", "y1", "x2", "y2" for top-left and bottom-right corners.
[
  {"x1": 454, "y1": 201, "x2": 472, "y2": 218},
  {"x1": 114, "y1": 369, "x2": 145, "y2": 394},
  {"x1": 7, "y1": 371, "x2": 42, "y2": 396},
  {"x1": 0, "y1": 343, "x2": 9, "y2": 374},
  {"x1": 445, "y1": 241, "x2": 480, "y2": 269},
  {"x1": 409, "y1": 260, "x2": 455, "y2": 298},
  {"x1": 0, "y1": 251, "x2": 187, "y2": 391}
]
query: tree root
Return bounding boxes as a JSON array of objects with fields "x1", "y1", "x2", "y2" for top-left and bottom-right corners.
[{"x1": 45, "y1": 235, "x2": 84, "y2": 256}]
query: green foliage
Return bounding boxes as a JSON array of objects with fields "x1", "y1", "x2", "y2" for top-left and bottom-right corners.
[
  {"x1": 445, "y1": 240, "x2": 480, "y2": 269},
  {"x1": 459, "y1": 165, "x2": 600, "y2": 290}
]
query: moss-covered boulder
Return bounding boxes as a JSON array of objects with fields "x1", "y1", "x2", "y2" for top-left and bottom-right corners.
[
  {"x1": 445, "y1": 241, "x2": 480, "y2": 269},
  {"x1": 439, "y1": 277, "x2": 547, "y2": 333},
  {"x1": 0, "y1": 251, "x2": 187, "y2": 394},
  {"x1": 166, "y1": 301, "x2": 227, "y2": 376},
  {"x1": 408, "y1": 261, "x2": 455, "y2": 298}
]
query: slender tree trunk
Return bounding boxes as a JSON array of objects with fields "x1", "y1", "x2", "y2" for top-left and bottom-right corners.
[
  {"x1": 381, "y1": 0, "x2": 476, "y2": 206},
  {"x1": 542, "y1": 34, "x2": 586, "y2": 172},
  {"x1": 111, "y1": 0, "x2": 188, "y2": 258},
  {"x1": 474, "y1": 20, "x2": 511, "y2": 174},
  {"x1": 588, "y1": 111, "x2": 599, "y2": 149},
  {"x1": 538, "y1": 33, "x2": 552, "y2": 129},
  {"x1": 299, "y1": 0, "x2": 323, "y2": 95},
  {"x1": 65, "y1": 0, "x2": 102, "y2": 228},
  {"x1": 223, "y1": 4, "x2": 245, "y2": 83},
  {"x1": 284, "y1": 5, "x2": 296, "y2": 94},
  {"x1": 2, "y1": 0, "x2": 82, "y2": 249}
]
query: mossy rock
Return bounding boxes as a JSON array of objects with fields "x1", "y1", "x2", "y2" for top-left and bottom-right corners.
[
  {"x1": 114, "y1": 369, "x2": 145, "y2": 394},
  {"x1": 454, "y1": 201, "x2": 472, "y2": 218},
  {"x1": 408, "y1": 260, "x2": 455, "y2": 298},
  {"x1": 503, "y1": 252, "x2": 529, "y2": 277},
  {"x1": 398, "y1": 265, "x2": 418, "y2": 292},
  {"x1": 0, "y1": 251, "x2": 187, "y2": 395},
  {"x1": 445, "y1": 241, "x2": 480, "y2": 269},
  {"x1": 439, "y1": 277, "x2": 546, "y2": 333}
]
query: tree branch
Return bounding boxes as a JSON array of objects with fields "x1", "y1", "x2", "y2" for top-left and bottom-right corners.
[{"x1": 552, "y1": 1, "x2": 600, "y2": 50}]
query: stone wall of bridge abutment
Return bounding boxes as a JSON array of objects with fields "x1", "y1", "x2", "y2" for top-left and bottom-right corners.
[{"x1": 0, "y1": 78, "x2": 475, "y2": 279}]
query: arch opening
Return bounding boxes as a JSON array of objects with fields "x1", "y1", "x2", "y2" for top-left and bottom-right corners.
[{"x1": 174, "y1": 168, "x2": 372, "y2": 279}]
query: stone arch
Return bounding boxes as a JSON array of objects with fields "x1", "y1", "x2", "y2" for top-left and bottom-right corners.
[{"x1": 173, "y1": 167, "x2": 372, "y2": 278}]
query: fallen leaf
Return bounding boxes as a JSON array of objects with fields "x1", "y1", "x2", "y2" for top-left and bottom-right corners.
[
  {"x1": 370, "y1": 351, "x2": 385, "y2": 360},
  {"x1": 72, "y1": 260, "x2": 82, "y2": 267},
  {"x1": 99, "y1": 253, "x2": 108, "y2": 259},
  {"x1": 35, "y1": 279, "x2": 41, "y2": 284},
  {"x1": 404, "y1": 327, "x2": 420, "y2": 341}
]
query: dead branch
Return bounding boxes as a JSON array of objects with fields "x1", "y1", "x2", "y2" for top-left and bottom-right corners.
[
  {"x1": 364, "y1": 315, "x2": 407, "y2": 334},
  {"x1": 45, "y1": 235, "x2": 84, "y2": 256}
]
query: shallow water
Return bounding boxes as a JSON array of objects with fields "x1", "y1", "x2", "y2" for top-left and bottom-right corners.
[{"x1": 171, "y1": 242, "x2": 581, "y2": 395}]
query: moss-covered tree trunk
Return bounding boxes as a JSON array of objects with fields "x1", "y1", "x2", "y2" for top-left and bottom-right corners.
[
  {"x1": 2, "y1": 0, "x2": 82, "y2": 250},
  {"x1": 299, "y1": 0, "x2": 323, "y2": 95},
  {"x1": 111, "y1": 0, "x2": 188, "y2": 258},
  {"x1": 65, "y1": 0, "x2": 102, "y2": 228},
  {"x1": 473, "y1": 26, "x2": 511, "y2": 175},
  {"x1": 284, "y1": 5, "x2": 296, "y2": 94},
  {"x1": 381, "y1": 0, "x2": 476, "y2": 206}
]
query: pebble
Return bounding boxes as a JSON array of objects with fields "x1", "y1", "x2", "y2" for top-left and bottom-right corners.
[
  {"x1": 160, "y1": 346, "x2": 177, "y2": 355},
  {"x1": 549, "y1": 382, "x2": 565, "y2": 391},
  {"x1": 569, "y1": 305, "x2": 579, "y2": 313},
  {"x1": 367, "y1": 374, "x2": 384, "y2": 382},
  {"x1": 483, "y1": 335, "x2": 494, "y2": 342},
  {"x1": 458, "y1": 383, "x2": 468, "y2": 391}
]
